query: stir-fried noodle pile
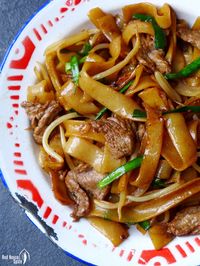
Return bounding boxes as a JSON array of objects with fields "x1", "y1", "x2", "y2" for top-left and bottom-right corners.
[{"x1": 22, "y1": 3, "x2": 200, "y2": 249}]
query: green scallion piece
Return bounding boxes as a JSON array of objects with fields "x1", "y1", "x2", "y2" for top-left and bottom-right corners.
[
  {"x1": 133, "y1": 14, "x2": 166, "y2": 50},
  {"x1": 65, "y1": 45, "x2": 91, "y2": 83},
  {"x1": 132, "y1": 106, "x2": 200, "y2": 118},
  {"x1": 165, "y1": 56, "x2": 200, "y2": 80},
  {"x1": 79, "y1": 56, "x2": 87, "y2": 64},
  {"x1": 119, "y1": 80, "x2": 134, "y2": 94},
  {"x1": 98, "y1": 156, "x2": 143, "y2": 189},
  {"x1": 70, "y1": 55, "x2": 80, "y2": 86},
  {"x1": 65, "y1": 62, "x2": 71, "y2": 72},
  {"x1": 95, "y1": 107, "x2": 108, "y2": 120},
  {"x1": 164, "y1": 105, "x2": 200, "y2": 114},
  {"x1": 151, "y1": 178, "x2": 166, "y2": 188},
  {"x1": 132, "y1": 109, "x2": 147, "y2": 118},
  {"x1": 80, "y1": 42, "x2": 92, "y2": 56},
  {"x1": 138, "y1": 220, "x2": 151, "y2": 230}
]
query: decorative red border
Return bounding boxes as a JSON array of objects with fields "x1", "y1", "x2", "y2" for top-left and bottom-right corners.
[{"x1": 3, "y1": 0, "x2": 200, "y2": 265}]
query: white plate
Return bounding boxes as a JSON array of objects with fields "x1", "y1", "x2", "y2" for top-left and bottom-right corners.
[{"x1": 0, "y1": 0, "x2": 200, "y2": 265}]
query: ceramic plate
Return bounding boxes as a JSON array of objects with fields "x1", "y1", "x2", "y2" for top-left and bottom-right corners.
[{"x1": 0, "y1": 0, "x2": 200, "y2": 265}]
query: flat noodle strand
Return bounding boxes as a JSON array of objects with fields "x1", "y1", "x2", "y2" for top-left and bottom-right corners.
[
  {"x1": 93, "y1": 34, "x2": 140, "y2": 80},
  {"x1": 123, "y1": 3, "x2": 171, "y2": 28},
  {"x1": 127, "y1": 183, "x2": 179, "y2": 202},
  {"x1": 42, "y1": 113, "x2": 80, "y2": 163},
  {"x1": 59, "y1": 126, "x2": 75, "y2": 170},
  {"x1": 155, "y1": 71, "x2": 182, "y2": 102},
  {"x1": 22, "y1": 2, "x2": 200, "y2": 250},
  {"x1": 45, "y1": 30, "x2": 97, "y2": 55}
]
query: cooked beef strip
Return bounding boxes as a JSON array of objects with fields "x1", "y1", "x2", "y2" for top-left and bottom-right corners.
[
  {"x1": 65, "y1": 172, "x2": 90, "y2": 219},
  {"x1": 136, "y1": 34, "x2": 171, "y2": 74},
  {"x1": 75, "y1": 164, "x2": 109, "y2": 199},
  {"x1": 21, "y1": 101, "x2": 62, "y2": 144},
  {"x1": 90, "y1": 116, "x2": 135, "y2": 159},
  {"x1": 148, "y1": 49, "x2": 171, "y2": 74},
  {"x1": 167, "y1": 206, "x2": 200, "y2": 235},
  {"x1": 136, "y1": 35, "x2": 155, "y2": 72},
  {"x1": 114, "y1": 63, "x2": 136, "y2": 89},
  {"x1": 65, "y1": 164, "x2": 109, "y2": 220},
  {"x1": 177, "y1": 23, "x2": 200, "y2": 50}
]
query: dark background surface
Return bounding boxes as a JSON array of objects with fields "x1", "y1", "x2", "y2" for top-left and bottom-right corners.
[{"x1": 0, "y1": 1, "x2": 85, "y2": 265}]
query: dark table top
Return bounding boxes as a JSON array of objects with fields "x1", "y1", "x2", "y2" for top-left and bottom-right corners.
[{"x1": 0, "y1": 1, "x2": 85, "y2": 265}]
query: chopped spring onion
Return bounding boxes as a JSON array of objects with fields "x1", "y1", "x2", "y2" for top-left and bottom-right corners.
[
  {"x1": 132, "y1": 106, "x2": 200, "y2": 118},
  {"x1": 164, "y1": 105, "x2": 200, "y2": 114},
  {"x1": 80, "y1": 42, "x2": 92, "y2": 56},
  {"x1": 151, "y1": 178, "x2": 166, "y2": 188},
  {"x1": 119, "y1": 80, "x2": 134, "y2": 94},
  {"x1": 133, "y1": 14, "x2": 166, "y2": 50},
  {"x1": 65, "y1": 44, "x2": 91, "y2": 82},
  {"x1": 95, "y1": 80, "x2": 133, "y2": 120},
  {"x1": 95, "y1": 107, "x2": 108, "y2": 120},
  {"x1": 98, "y1": 156, "x2": 143, "y2": 189},
  {"x1": 65, "y1": 56, "x2": 87, "y2": 74},
  {"x1": 165, "y1": 56, "x2": 200, "y2": 80},
  {"x1": 79, "y1": 56, "x2": 87, "y2": 64},
  {"x1": 138, "y1": 220, "x2": 151, "y2": 230},
  {"x1": 132, "y1": 109, "x2": 147, "y2": 118},
  {"x1": 70, "y1": 56, "x2": 80, "y2": 86},
  {"x1": 65, "y1": 62, "x2": 71, "y2": 72}
]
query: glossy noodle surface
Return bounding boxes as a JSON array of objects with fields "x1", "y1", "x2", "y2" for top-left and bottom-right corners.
[{"x1": 21, "y1": 3, "x2": 200, "y2": 249}]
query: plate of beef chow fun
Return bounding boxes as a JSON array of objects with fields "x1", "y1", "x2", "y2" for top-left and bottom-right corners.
[{"x1": 1, "y1": 0, "x2": 200, "y2": 265}]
